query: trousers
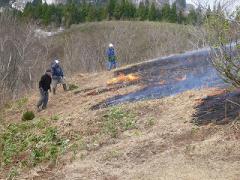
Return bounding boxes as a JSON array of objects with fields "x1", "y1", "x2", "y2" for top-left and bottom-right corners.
[{"x1": 37, "y1": 88, "x2": 49, "y2": 109}]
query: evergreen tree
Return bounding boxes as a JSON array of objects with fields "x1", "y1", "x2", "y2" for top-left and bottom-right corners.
[
  {"x1": 113, "y1": 2, "x2": 122, "y2": 20},
  {"x1": 63, "y1": 1, "x2": 79, "y2": 27},
  {"x1": 162, "y1": 3, "x2": 171, "y2": 22},
  {"x1": 96, "y1": 6, "x2": 107, "y2": 21},
  {"x1": 20, "y1": 0, "x2": 202, "y2": 27},
  {"x1": 78, "y1": 1, "x2": 88, "y2": 22},
  {"x1": 23, "y1": 2, "x2": 34, "y2": 18},
  {"x1": 137, "y1": 2, "x2": 148, "y2": 21},
  {"x1": 107, "y1": 0, "x2": 116, "y2": 19},
  {"x1": 33, "y1": 1, "x2": 43, "y2": 19},
  {"x1": 169, "y1": 3, "x2": 177, "y2": 23},
  {"x1": 41, "y1": 3, "x2": 51, "y2": 25},
  {"x1": 122, "y1": 0, "x2": 136, "y2": 19},
  {"x1": 148, "y1": 3, "x2": 157, "y2": 21},
  {"x1": 86, "y1": 4, "x2": 97, "y2": 21}
]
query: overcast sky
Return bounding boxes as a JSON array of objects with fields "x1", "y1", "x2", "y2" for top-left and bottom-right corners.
[{"x1": 186, "y1": 0, "x2": 239, "y2": 11}]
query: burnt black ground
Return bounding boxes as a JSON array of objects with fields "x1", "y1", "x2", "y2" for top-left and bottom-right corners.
[
  {"x1": 91, "y1": 48, "x2": 226, "y2": 110},
  {"x1": 193, "y1": 91, "x2": 240, "y2": 125}
]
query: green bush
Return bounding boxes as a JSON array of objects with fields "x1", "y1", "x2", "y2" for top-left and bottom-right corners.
[
  {"x1": 22, "y1": 111, "x2": 35, "y2": 121},
  {"x1": 68, "y1": 84, "x2": 79, "y2": 91}
]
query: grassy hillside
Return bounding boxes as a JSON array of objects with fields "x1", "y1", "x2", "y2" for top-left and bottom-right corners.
[
  {"x1": 0, "y1": 20, "x2": 204, "y2": 107},
  {"x1": 1, "y1": 71, "x2": 240, "y2": 179},
  {"x1": 51, "y1": 21, "x2": 204, "y2": 74}
]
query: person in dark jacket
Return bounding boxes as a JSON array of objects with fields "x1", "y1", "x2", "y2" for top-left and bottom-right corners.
[
  {"x1": 51, "y1": 59, "x2": 67, "y2": 94},
  {"x1": 37, "y1": 69, "x2": 52, "y2": 111},
  {"x1": 106, "y1": 43, "x2": 117, "y2": 70}
]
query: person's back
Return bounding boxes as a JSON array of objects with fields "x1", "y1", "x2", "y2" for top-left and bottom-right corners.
[
  {"x1": 51, "y1": 59, "x2": 67, "y2": 94},
  {"x1": 107, "y1": 47, "x2": 115, "y2": 59},
  {"x1": 37, "y1": 69, "x2": 52, "y2": 111},
  {"x1": 106, "y1": 43, "x2": 117, "y2": 70},
  {"x1": 51, "y1": 62, "x2": 63, "y2": 78},
  {"x1": 39, "y1": 73, "x2": 52, "y2": 92}
]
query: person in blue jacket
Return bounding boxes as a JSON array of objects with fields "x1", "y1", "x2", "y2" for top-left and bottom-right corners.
[
  {"x1": 51, "y1": 59, "x2": 67, "y2": 94},
  {"x1": 107, "y1": 43, "x2": 117, "y2": 70}
]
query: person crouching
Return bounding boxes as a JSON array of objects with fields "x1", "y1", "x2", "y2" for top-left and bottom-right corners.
[{"x1": 37, "y1": 69, "x2": 52, "y2": 111}]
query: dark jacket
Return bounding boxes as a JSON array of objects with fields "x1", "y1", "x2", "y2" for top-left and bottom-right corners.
[
  {"x1": 51, "y1": 63, "x2": 64, "y2": 77},
  {"x1": 39, "y1": 73, "x2": 52, "y2": 91}
]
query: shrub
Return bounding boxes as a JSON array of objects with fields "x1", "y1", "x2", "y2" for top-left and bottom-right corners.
[
  {"x1": 22, "y1": 111, "x2": 35, "y2": 121},
  {"x1": 68, "y1": 84, "x2": 79, "y2": 91}
]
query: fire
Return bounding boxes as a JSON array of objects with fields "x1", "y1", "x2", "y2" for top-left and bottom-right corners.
[
  {"x1": 107, "y1": 73, "x2": 140, "y2": 85},
  {"x1": 159, "y1": 80, "x2": 166, "y2": 85},
  {"x1": 175, "y1": 75, "x2": 187, "y2": 81}
]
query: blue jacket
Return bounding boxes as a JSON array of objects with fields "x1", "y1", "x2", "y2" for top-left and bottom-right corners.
[
  {"x1": 107, "y1": 47, "x2": 116, "y2": 62},
  {"x1": 51, "y1": 63, "x2": 64, "y2": 77},
  {"x1": 107, "y1": 47, "x2": 115, "y2": 57}
]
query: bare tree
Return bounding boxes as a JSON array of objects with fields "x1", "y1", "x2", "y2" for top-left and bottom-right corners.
[
  {"x1": 0, "y1": 13, "x2": 48, "y2": 106},
  {"x1": 199, "y1": 0, "x2": 240, "y2": 87}
]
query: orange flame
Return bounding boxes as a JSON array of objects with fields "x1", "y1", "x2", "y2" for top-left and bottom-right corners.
[
  {"x1": 159, "y1": 80, "x2": 166, "y2": 85},
  {"x1": 107, "y1": 73, "x2": 140, "y2": 85},
  {"x1": 175, "y1": 75, "x2": 187, "y2": 81}
]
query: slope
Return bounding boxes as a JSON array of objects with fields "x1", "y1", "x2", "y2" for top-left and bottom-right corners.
[{"x1": 1, "y1": 69, "x2": 240, "y2": 179}]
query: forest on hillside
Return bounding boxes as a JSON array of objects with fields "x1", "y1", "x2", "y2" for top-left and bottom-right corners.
[{"x1": 16, "y1": 0, "x2": 201, "y2": 27}]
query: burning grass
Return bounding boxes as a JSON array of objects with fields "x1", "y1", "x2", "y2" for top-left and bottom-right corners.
[
  {"x1": 107, "y1": 73, "x2": 140, "y2": 86},
  {"x1": 175, "y1": 74, "x2": 187, "y2": 81}
]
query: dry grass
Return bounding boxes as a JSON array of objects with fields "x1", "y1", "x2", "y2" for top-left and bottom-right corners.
[
  {"x1": 51, "y1": 21, "x2": 203, "y2": 74},
  {"x1": 2, "y1": 70, "x2": 240, "y2": 179},
  {"x1": 1, "y1": 21, "x2": 203, "y2": 107}
]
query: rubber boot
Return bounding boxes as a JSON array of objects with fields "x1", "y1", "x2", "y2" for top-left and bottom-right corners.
[
  {"x1": 53, "y1": 88, "x2": 56, "y2": 95},
  {"x1": 63, "y1": 84, "x2": 67, "y2": 91}
]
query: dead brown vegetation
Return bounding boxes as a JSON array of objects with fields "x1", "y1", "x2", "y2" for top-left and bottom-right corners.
[
  {"x1": 0, "y1": 14, "x2": 49, "y2": 106},
  {"x1": 0, "y1": 20, "x2": 204, "y2": 106},
  {"x1": 53, "y1": 21, "x2": 204, "y2": 74}
]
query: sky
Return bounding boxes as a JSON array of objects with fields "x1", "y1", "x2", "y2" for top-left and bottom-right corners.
[{"x1": 186, "y1": 0, "x2": 239, "y2": 11}]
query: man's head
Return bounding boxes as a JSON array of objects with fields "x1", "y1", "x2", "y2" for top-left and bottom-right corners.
[
  {"x1": 46, "y1": 69, "x2": 52, "y2": 76},
  {"x1": 55, "y1": 59, "x2": 60, "y2": 64},
  {"x1": 109, "y1": 43, "x2": 113, "y2": 48}
]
